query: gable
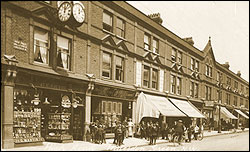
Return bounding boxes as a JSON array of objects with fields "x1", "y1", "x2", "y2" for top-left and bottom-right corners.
[
  {"x1": 116, "y1": 40, "x2": 129, "y2": 52},
  {"x1": 101, "y1": 35, "x2": 116, "y2": 47}
]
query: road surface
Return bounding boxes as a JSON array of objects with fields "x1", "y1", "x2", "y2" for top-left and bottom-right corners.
[{"x1": 111, "y1": 131, "x2": 249, "y2": 151}]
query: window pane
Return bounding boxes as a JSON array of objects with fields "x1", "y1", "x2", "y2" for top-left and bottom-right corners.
[
  {"x1": 102, "y1": 52, "x2": 111, "y2": 78},
  {"x1": 57, "y1": 36, "x2": 70, "y2": 70},
  {"x1": 144, "y1": 34, "x2": 149, "y2": 44},
  {"x1": 143, "y1": 66, "x2": 150, "y2": 87},
  {"x1": 103, "y1": 12, "x2": 112, "y2": 25},
  {"x1": 34, "y1": 29, "x2": 49, "y2": 64},
  {"x1": 117, "y1": 18, "x2": 123, "y2": 29},
  {"x1": 115, "y1": 56, "x2": 123, "y2": 81},
  {"x1": 103, "y1": 52, "x2": 111, "y2": 69},
  {"x1": 57, "y1": 36, "x2": 69, "y2": 49}
]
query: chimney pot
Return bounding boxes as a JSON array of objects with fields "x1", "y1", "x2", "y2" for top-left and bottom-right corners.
[{"x1": 237, "y1": 71, "x2": 241, "y2": 77}]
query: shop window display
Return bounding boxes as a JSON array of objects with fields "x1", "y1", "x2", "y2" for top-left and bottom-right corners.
[
  {"x1": 92, "y1": 98, "x2": 124, "y2": 134},
  {"x1": 45, "y1": 95, "x2": 73, "y2": 143},
  {"x1": 13, "y1": 88, "x2": 44, "y2": 144}
]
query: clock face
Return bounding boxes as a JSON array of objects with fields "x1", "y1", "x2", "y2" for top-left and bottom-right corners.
[
  {"x1": 73, "y1": 3, "x2": 85, "y2": 24},
  {"x1": 58, "y1": 2, "x2": 72, "y2": 22}
]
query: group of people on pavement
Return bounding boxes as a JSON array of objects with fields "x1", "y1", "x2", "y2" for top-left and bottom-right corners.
[
  {"x1": 90, "y1": 117, "x2": 134, "y2": 146},
  {"x1": 89, "y1": 120, "x2": 107, "y2": 144},
  {"x1": 137, "y1": 119, "x2": 204, "y2": 145},
  {"x1": 90, "y1": 117, "x2": 204, "y2": 146}
]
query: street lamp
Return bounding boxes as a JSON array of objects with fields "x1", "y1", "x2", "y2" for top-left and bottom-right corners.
[
  {"x1": 218, "y1": 73, "x2": 223, "y2": 133},
  {"x1": 218, "y1": 99, "x2": 222, "y2": 133}
]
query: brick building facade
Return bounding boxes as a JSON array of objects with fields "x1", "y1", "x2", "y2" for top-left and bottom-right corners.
[{"x1": 1, "y1": 1, "x2": 249, "y2": 149}]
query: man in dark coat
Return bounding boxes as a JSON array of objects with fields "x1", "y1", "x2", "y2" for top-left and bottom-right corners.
[
  {"x1": 152, "y1": 123, "x2": 158, "y2": 145},
  {"x1": 174, "y1": 120, "x2": 185, "y2": 145},
  {"x1": 148, "y1": 121, "x2": 153, "y2": 145},
  {"x1": 113, "y1": 121, "x2": 118, "y2": 144}
]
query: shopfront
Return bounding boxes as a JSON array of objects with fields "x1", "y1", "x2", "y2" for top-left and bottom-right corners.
[
  {"x1": 12, "y1": 69, "x2": 88, "y2": 146},
  {"x1": 214, "y1": 106, "x2": 238, "y2": 130},
  {"x1": 203, "y1": 101, "x2": 215, "y2": 130},
  {"x1": 91, "y1": 84, "x2": 136, "y2": 135}
]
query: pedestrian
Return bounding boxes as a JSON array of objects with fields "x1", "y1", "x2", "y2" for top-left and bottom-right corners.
[
  {"x1": 140, "y1": 121, "x2": 146, "y2": 139},
  {"x1": 187, "y1": 125, "x2": 193, "y2": 143},
  {"x1": 128, "y1": 118, "x2": 134, "y2": 137},
  {"x1": 116, "y1": 123, "x2": 123, "y2": 146},
  {"x1": 174, "y1": 120, "x2": 185, "y2": 145},
  {"x1": 155, "y1": 122, "x2": 160, "y2": 139},
  {"x1": 146, "y1": 122, "x2": 150, "y2": 141},
  {"x1": 165, "y1": 123, "x2": 170, "y2": 140},
  {"x1": 90, "y1": 122, "x2": 96, "y2": 143},
  {"x1": 152, "y1": 123, "x2": 158, "y2": 145},
  {"x1": 161, "y1": 122, "x2": 167, "y2": 139},
  {"x1": 123, "y1": 117, "x2": 129, "y2": 138},
  {"x1": 101, "y1": 123, "x2": 106, "y2": 144},
  {"x1": 121, "y1": 121, "x2": 126, "y2": 144},
  {"x1": 148, "y1": 121, "x2": 153, "y2": 145},
  {"x1": 194, "y1": 124, "x2": 199, "y2": 140},
  {"x1": 113, "y1": 121, "x2": 118, "y2": 144}
]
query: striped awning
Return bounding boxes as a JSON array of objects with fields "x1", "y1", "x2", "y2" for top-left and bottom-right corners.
[
  {"x1": 219, "y1": 107, "x2": 238, "y2": 119},
  {"x1": 235, "y1": 109, "x2": 249, "y2": 119}
]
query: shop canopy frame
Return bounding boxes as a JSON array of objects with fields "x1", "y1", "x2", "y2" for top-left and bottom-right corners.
[
  {"x1": 168, "y1": 98, "x2": 206, "y2": 118},
  {"x1": 135, "y1": 92, "x2": 186, "y2": 124},
  {"x1": 234, "y1": 109, "x2": 249, "y2": 119}
]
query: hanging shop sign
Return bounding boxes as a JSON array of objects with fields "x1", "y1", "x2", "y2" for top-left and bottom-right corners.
[
  {"x1": 62, "y1": 95, "x2": 71, "y2": 108},
  {"x1": 13, "y1": 40, "x2": 27, "y2": 51}
]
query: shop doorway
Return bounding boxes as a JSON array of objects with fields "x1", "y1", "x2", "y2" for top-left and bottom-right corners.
[{"x1": 72, "y1": 106, "x2": 85, "y2": 140}]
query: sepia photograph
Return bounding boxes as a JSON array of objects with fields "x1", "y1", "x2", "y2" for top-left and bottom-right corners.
[{"x1": 1, "y1": 1, "x2": 249, "y2": 151}]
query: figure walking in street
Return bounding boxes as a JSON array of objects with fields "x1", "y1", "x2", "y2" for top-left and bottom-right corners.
[
  {"x1": 152, "y1": 123, "x2": 159, "y2": 145},
  {"x1": 174, "y1": 120, "x2": 185, "y2": 145},
  {"x1": 187, "y1": 124, "x2": 193, "y2": 143},
  {"x1": 116, "y1": 123, "x2": 123, "y2": 146},
  {"x1": 148, "y1": 121, "x2": 153, "y2": 145},
  {"x1": 113, "y1": 121, "x2": 118, "y2": 144}
]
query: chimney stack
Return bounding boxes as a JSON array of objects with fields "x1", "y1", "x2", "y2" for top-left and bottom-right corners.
[
  {"x1": 148, "y1": 13, "x2": 163, "y2": 25},
  {"x1": 183, "y1": 37, "x2": 194, "y2": 46},
  {"x1": 222, "y1": 62, "x2": 230, "y2": 69},
  {"x1": 237, "y1": 71, "x2": 241, "y2": 77}
]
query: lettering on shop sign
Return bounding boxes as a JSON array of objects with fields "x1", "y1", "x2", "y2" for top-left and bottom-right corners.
[
  {"x1": 13, "y1": 40, "x2": 27, "y2": 51},
  {"x1": 92, "y1": 86, "x2": 136, "y2": 100}
]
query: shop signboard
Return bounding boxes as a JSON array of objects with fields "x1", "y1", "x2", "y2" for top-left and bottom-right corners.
[{"x1": 204, "y1": 100, "x2": 214, "y2": 107}]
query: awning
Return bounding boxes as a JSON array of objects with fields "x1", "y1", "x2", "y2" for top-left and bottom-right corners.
[
  {"x1": 135, "y1": 92, "x2": 186, "y2": 124},
  {"x1": 219, "y1": 107, "x2": 238, "y2": 119},
  {"x1": 235, "y1": 109, "x2": 249, "y2": 119},
  {"x1": 168, "y1": 98, "x2": 205, "y2": 118}
]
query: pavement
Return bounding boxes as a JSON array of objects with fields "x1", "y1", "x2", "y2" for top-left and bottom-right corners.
[{"x1": 2, "y1": 128, "x2": 249, "y2": 151}]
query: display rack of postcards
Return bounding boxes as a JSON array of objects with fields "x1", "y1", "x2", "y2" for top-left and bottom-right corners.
[
  {"x1": 13, "y1": 89, "x2": 44, "y2": 145},
  {"x1": 45, "y1": 102, "x2": 73, "y2": 143}
]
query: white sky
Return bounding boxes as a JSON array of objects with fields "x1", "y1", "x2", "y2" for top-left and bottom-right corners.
[{"x1": 127, "y1": 1, "x2": 249, "y2": 82}]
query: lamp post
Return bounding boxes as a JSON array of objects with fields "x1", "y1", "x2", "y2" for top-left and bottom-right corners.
[{"x1": 218, "y1": 73, "x2": 223, "y2": 133}]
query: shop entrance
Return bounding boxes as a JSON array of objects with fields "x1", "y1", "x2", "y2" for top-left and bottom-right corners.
[{"x1": 72, "y1": 106, "x2": 85, "y2": 140}]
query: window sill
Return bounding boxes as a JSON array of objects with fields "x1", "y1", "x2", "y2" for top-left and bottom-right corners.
[
  {"x1": 56, "y1": 67, "x2": 71, "y2": 73},
  {"x1": 115, "y1": 80, "x2": 125, "y2": 84},
  {"x1": 103, "y1": 29, "x2": 115, "y2": 36},
  {"x1": 32, "y1": 62, "x2": 51, "y2": 69},
  {"x1": 116, "y1": 35, "x2": 127, "y2": 41}
]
